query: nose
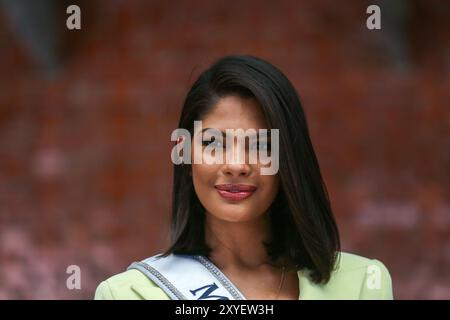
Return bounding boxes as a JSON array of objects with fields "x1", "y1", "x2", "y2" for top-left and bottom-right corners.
[
  {"x1": 221, "y1": 137, "x2": 252, "y2": 177},
  {"x1": 221, "y1": 162, "x2": 251, "y2": 177}
]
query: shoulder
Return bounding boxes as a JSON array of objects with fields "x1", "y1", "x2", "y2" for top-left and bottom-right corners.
[
  {"x1": 94, "y1": 251, "x2": 394, "y2": 300},
  {"x1": 94, "y1": 268, "x2": 169, "y2": 300},
  {"x1": 299, "y1": 251, "x2": 393, "y2": 300},
  {"x1": 337, "y1": 251, "x2": 388, "y2": 271}
]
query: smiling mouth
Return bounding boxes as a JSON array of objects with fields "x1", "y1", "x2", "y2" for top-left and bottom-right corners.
[{"x1": 214, "y1": 184, "x2": 257, "y2": 201}]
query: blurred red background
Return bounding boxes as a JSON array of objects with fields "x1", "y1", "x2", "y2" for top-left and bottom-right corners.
[{"x1": 0, "y1": 0, "x2": 449, "y2": 299}]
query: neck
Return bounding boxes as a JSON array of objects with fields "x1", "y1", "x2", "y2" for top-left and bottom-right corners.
[{"x1": 205, "y1": 212, "x2": 277, "y2": 270}]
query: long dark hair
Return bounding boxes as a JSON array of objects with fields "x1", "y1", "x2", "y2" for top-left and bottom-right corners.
[{"x1": 162, "y1": 55, "x2": 340, "y2": 284}]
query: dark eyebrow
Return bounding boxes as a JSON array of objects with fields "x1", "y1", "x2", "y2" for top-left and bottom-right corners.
[
  {"x1": 198, "y1": 128, "x2": 225, "y2": 137},
  {"x1": 201, "y1": 128, "x2": 224, "y2": 134}
]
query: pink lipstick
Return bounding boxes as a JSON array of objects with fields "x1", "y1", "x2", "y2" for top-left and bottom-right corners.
[{"x1": 214, "y1": 184, "x2": 257, "y2": 201}]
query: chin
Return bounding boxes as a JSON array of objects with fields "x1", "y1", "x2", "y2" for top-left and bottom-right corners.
[{"x1": 212, "y1": 207, "x2": 260, "y2": 223}]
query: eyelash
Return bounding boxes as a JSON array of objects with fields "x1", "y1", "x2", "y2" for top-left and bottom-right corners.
[
  {"x1": 254, "y1": 142, "x2": 271, "y2": 151},
  {"x1": 202, "y1": 140, "x2": 223, "y2": 148},
  {"x1": 201, "y1": 140, "x2": 271, "y2": 150}
]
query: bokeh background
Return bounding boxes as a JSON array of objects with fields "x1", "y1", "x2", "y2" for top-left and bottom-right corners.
[{"x1": 0, "y1": 0, "x2": 449, "y2": 299}]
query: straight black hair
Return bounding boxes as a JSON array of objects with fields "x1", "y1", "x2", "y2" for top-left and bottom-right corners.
[{"x1": 162, "y1": 55, "x2": 340, "y2": 284}]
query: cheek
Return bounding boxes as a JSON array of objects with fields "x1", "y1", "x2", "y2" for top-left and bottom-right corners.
[
  {"x1": 191, "y1": 164, "x2": 224, "y2": 215},
  {"x1": 257, "y1": 175, "x2": 280, "y2": 204},
  {"x1": 191, "y1": 164, "x2": 216, "y2": 195}
]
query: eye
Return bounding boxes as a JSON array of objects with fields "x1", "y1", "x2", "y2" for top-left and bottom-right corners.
[
  {"x1": 250, "y1": 142, "x2": 271, "y2": 150},
  {"x1": 202, "y1": 138, "x2": 223, "y2": 148}
]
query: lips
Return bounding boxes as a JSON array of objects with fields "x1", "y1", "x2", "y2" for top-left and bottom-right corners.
[{"x1": 214, "y1": 184, "x2": 257, "y2": 201}]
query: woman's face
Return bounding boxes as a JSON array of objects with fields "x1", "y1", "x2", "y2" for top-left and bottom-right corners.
[{"x1": 191, "y1": 95, "x2": 280, "y2": 223}]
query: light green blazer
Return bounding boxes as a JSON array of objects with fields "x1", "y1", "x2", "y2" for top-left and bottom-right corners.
[{"x1": 94, "y1": 252, "x2": 393, "y2": 300}]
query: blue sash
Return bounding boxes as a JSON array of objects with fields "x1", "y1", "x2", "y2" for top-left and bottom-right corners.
[{"x1": 127, "y1": 253, "x2": 246, "y2": 300}]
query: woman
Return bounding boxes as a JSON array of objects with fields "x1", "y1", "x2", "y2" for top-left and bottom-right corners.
[{"x1": 94, "y1": 55, "x2": 393, "y2": 300}]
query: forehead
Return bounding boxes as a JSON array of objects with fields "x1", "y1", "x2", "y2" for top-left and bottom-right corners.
[{"x1": 201, "y1": 95, "x2": 267, "y2": 130}]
